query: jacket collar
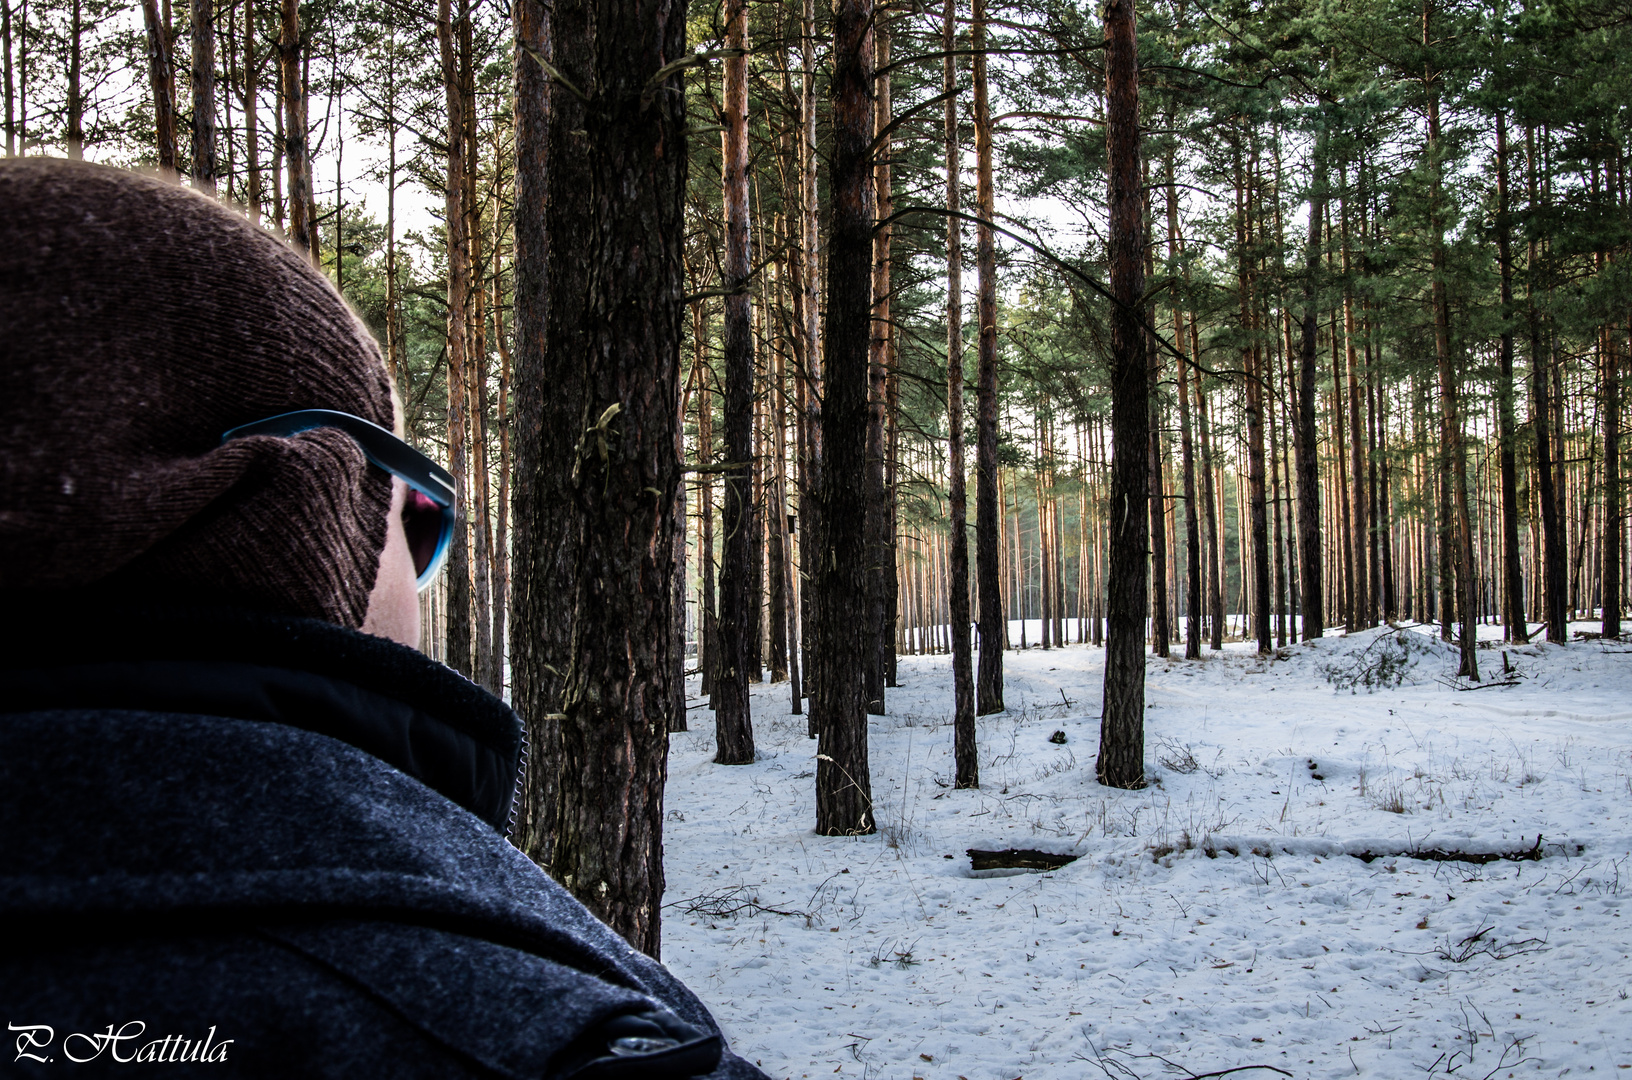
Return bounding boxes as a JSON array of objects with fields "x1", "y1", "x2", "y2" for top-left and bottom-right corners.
[{"x1": 0, "y1": 600, "x2": 524, "y2": 835}]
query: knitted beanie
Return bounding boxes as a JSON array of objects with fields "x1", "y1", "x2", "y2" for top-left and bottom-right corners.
[{"x1": 0, "y1": 157, "x2": 394, "y2": 628}]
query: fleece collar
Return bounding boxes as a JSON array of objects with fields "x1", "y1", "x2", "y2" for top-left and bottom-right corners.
[{"x1": 0, "y1": 601, "x2": 523, "y2": 835}]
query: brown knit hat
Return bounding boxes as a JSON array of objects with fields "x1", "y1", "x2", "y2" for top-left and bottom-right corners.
[{"x1": 0, "y1": 157, "x2": 394, "y2": 627}]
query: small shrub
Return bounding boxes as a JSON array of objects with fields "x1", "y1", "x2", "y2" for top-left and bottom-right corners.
[
  {"x1": 1154, "y1": 735, "x2": 1200, "y2": 774},
  {"x1": 1319, "y1": 630, "x2": 1450, "y2": 693}
]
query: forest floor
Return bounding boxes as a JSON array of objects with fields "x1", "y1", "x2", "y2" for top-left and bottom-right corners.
[{"x1": 661, "y1": 620, "x2": 1632, "y2": 1080}]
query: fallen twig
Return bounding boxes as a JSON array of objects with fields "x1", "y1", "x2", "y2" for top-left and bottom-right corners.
[
  {"x1": 1352, "y1": 835, "x2": 1552, "y2": 866},
  {"x1": 1074, "y1": 1041, "x2": 1293, "y2": 1080},
  {"x1": 1436, "y1": 674, "x2": 1524, "y2": 690},
  {"x1": 662, "y1": 885, "x2": 807, "y2": 919}
]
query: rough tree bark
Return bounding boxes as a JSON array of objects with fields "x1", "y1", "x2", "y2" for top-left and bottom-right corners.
[
  {"x1": 510, "y1": 0, "x2": 564, "y2": 856},
  {"x1": 695, "y1": 303, "x2": 717, "y2": 701},
  {"x1": 436, "y1": 0, "x2": 473, "y2": 678},
  {"x1": 1340, "y1": 177, "x2": 1369, "y2": 630},
  {"x1": 1425, "y1": 10, "x2": 1478, "y2": 680},
  {"x1": 5, "y1": 0, "x2": 16, "y2": 157},
  {"x1": 1167, "y1": 156, "x2": 1203, "y2": 660},
  {"x1": 713, "y1": 0, "x2": 757, "y2": 763},
  {"x1": 464, "y1": 17, "x2": 496, "y2": 695},
  {"x1": 774, "y1": 317, "x2": 801, "y2": 710},
  {"x1": 1236, "y1": 144, "x2": 1271, "y2": 654},
  {"x1": 799, "y1": 0, "x2": 823, "y2": 719},
  {"x1": 1196, "y1": 371, "x2": 1223, "y2": 649},
  {"x1": 1098, "y1": 0, "x2": 1147, "y2": 790},
  {"x1": 1145, "y1": 179, "x2": 1168, "y2": 657},
  {"x1": 814, "y1": 0, "x2": 877, "y2": 836},
  {"x1": 491, "y1": 243, "x2": 512, "y2": 697},
  {"x1": 762, "y1": 242, "x2": 788, "y2": 687},
  {"x1": 190, "y1": 0, "x2": 216, "y2": 193},
  {"x1": 509, "y1": 0, "x2": 689, "y2": 957},
  {"x1": 64, "y1": 0, "x2": 82, "y2": 159},
  {"x1": 1295, "y1": 123, "x2": 1325, "y2": 640},
  {"x1": 1526, "y1": 123, "x2": 1566, "y2": 643},
  {"x1": 972, "y1": 0, "x2": 1004, "y2": 715},
  {"x1": 1603, "y1": 329, "x2": 1621, "y2": 637},
  {"x1": 1039, "y1": 417, "x2": 1054, "y2": 650},
  {"x1": 278, "y1": 0, "x2": 311, "y2": 258},
  {"x1": 944, "y1": 0, "x2": 977, "y2": 787},
  {"x1": 242, "y1": 0, "x2": 260, "y2": 221},
  {"x1": 471, "y1": 325, "x2": 498, "y2": 689},
  {"x1": 1494, "y1": 111, "x2": 1527, "y2": 641},
  {"x1": 864, "y1": 19, "x2": 891, "y2": 715},
  {"x1": 141, "y1": 0, "x2": 178, "y2": 179}
]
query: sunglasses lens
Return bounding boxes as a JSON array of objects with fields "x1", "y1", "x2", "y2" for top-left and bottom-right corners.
[{"x1": 402, "y1": 489, "x2": 446, "y2": 578}]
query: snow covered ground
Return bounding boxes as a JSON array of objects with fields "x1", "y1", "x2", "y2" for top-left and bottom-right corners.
[{"x1": 661, "y1": 622, "x2": 1632, "y2": 1079}]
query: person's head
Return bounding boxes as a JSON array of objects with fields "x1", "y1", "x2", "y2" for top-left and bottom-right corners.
[{"x1": 0, "y1": 157, "x2": 431, "y2": 646}]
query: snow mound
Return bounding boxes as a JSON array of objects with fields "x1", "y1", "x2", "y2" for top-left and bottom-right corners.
[{"x1": 1312, "y1": 625, "x2": 1461, "y2": 693}]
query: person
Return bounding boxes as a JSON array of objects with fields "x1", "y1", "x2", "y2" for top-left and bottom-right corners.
[{"x1": 0, "y1": 157, "x2": 766, "y2": 1079}]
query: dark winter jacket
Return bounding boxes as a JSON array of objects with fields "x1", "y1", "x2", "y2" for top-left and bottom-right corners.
[{"x1": 0, "y1": 603, "x2": 766, "y2": 1080}]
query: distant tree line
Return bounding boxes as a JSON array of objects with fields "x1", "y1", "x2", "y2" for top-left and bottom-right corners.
[{"x1": 8, "y1": 0, "x2": 1627, "y2": 957}]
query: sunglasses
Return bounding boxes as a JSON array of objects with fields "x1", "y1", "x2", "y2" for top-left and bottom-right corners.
[{"x1": 222, "y1": 409, "x2": 456, "y2": 591}]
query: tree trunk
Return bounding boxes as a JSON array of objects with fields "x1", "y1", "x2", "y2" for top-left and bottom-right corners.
[
  {"x1": 864, "y1": 19, "x2": 891, "y2": 714},
  {"x1": 776, "y1": 312, "x2": 802, "y2": 712},
  {"x1": 799, "y1": 0, "x2": 823, "y2": 718},
  {"x1": 1053, "y1": 438, "x2": 1066, "y2": 647},
  {"x1": 1145, "y1": 177, "x2": 1168, "y2": 657},
  {"x1": 463, "y1": 2, "x2": 495, "y2": 694},
  {"x1": 1038, "y1": 419, "x2": 1053, "y2": 650},
  {"x1": 1295, "y1": 123, "x2": 1325, "y2": 640},
  {"x1": 1195, "y1": 367, "x2": 1223, "y2": 649},
  {"x1": 436, "y1": 0, "x2": 473, "y2": 678},
  {"x1": 768, "y1": 255, "x2": 793, "y2": 689},
  {"x1": 242, "y1": 0, "x2": 260, "y2": 222},
  {"x1": 1146, "y1": 401, "x2": 1167, "y2": 655},
  {"x1": 940, "y1": 0, "x2": 972, "y2": 783},
  {"x1": 695, "y1": 303, "x2": 717, "y2": 701},
  {"x1": 1077, "y1": 426, "x2": 1090, "y2": 644},
  {"x1": 1425, "y1": 15, "x2": 1477, "y2": 679},
  {"x1": 813, "y1": 0, "x2": 877, "y2": 836},
  {"x1": 1332, "y1": 310, "x2": 1353, "y2": 629},
  {"x1": 746, "y1": 322, "x2": 765, "y2": 685},
  {"x1": 491, "y1": 244, "x2": 512, "y2": 698},
  {"x1": 509, "y1": 0, "x2": 688, "y2": 958},
  {"x1": 1270, "y1": 372, "x2": 1287, "y2": 647},
  {"x1": 714, "y1": 0, "x2": 757, "y2": 762},
  {"x1": 270, "y1": 36, "x2": 284, "y2": 232},
  {"x1": 141, "y1": 0, "x2": 179, "y2": 179},
  {"x1": 190, "y1": 0, "x2": 216, "y2": 192},
  {"x1": 972, "y1": 0, "x2": 1004, "y2": 715},
  {"x1": 1169, "y1": 162, "x2": 1202, "y2": 660},
  {"x1": 66, "y1": 0, "x2": 82, "y2": 158},
  {"x1": 278, "y1": 0, "x2": 311, "y2": 258},
  {"x1": 1437, "y1": 382, "x2": 1454, "y2": 641},
  {"x1": 3, "y1": 0, "x2": 14, "y2": 157},
  {"x1": 1238, "y1": 144, "x2": 1271, "y2": 654},
  {"x1": 884, "y1": 162, "x2": 902, "y2": 686},
  {"x1": 1603, "y1": 329, "x2": 1621, "y2": 636},
  {"x1": 1522, "y1": 124, "x2": 1565, "y2": 642},
  {"x1": 945, "y1": 0, "x2": 976, "y2": 786},
  {"x1": 1494, "y1": 111, "x2": 1527, "y2": 641},
  {"x1": 470, "y1": 300, "x2": 498, "y2": 690},
  {"x1": 1554, "y1": 332, "x2": 1570, "y2": 622},
  {"x1": 1098, "y1": 0, "x2": 1146, "y2": 790},
  {"x1": 1340, "y1": 176, "x2": 1368, "y2": 629},
  {"x1": 508, "y1": 0, "x2": 557, "y2": 851},
  {"x1": 1378, "y1": 374, "x2": 1396, "y2": 621}
]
